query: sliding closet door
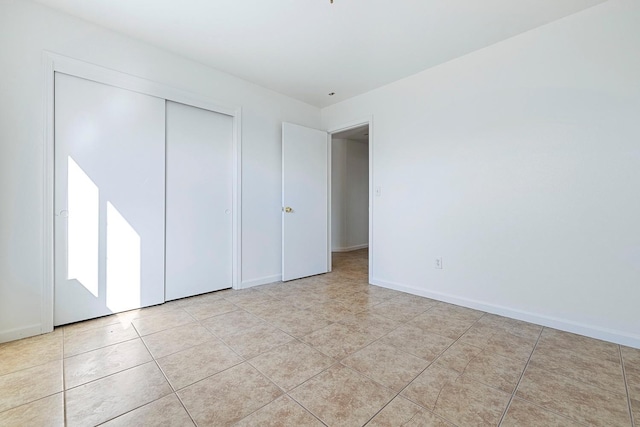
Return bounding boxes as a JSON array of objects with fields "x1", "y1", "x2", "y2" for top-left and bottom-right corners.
[
  {"x1": 54, "y1": 73, "x2": 166, "y2": 326},
  {"x1": 165, "y1": 101, "x2": 233, "y2": 300}
]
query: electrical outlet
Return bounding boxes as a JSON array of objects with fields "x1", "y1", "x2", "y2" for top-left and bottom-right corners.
[{"x1": 435, "y1": 257, "x2": 443, "y2": 269}]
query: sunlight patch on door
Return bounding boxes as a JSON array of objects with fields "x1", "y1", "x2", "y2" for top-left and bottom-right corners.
[
  {"x1": 106, "y1": 202, "x2": 141, "y2": 312},
  {"x1": 67, "y1": 157, "x2": 99, "y2": 297}
]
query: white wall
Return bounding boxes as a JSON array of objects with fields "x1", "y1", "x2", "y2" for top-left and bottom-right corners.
[
  {"x1": 0, "y1": 0, "x2": 321, "y2": 342},
  {"x1": 323, "y1": 0, "x2": 640, "y2": 347},
  {"x1": 331, "y1": 138, "x2": 369, "y2": 252}
]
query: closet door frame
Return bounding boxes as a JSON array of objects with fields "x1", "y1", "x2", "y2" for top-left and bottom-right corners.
[{"x1": 42, "y1": 52, "x2": 242, "y2": 334}]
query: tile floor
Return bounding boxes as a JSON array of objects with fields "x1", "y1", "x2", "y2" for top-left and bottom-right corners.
[{"x1": 0, "y1": 249, "x2": 638, "y2": 426}]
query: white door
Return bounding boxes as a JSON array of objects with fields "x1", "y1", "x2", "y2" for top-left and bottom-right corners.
[
  {"x1": 282, "y1": 122, "x2": 329, "y2": 281},
  {"x1": 165, "y1": 101, "x2": 233, "y2": 300},
  {"x1": 54, "y1": 73, "x2": 166, "y2": 326}
]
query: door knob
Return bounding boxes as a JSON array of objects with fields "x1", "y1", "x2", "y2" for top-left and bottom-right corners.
[
  {"x1": 58, "y1": 210, "x2": 69, "y2": 218},
  {"x1": 284, "y1": 207, "x2": 293, "y2": 213}
]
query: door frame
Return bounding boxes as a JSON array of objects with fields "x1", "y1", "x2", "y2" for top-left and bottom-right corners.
[
  {"x1": 42, "y1": 52, "x2": 242, "y2": 333},
  {"x1": 326, "y1": 116, "x2": 373, "y2": 280}
]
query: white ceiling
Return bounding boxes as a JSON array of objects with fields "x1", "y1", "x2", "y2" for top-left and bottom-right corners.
[{"x1": 34, "y1": 0, "x2": 606, "y2": 108}]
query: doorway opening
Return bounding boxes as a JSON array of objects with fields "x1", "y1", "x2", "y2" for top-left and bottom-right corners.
[{"x1": 330, "y1": 124, "x2": 370, "y2": 280}]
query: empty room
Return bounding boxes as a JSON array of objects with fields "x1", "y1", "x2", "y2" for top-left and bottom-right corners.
[{"x1": 0, "y1": 0, "x2": 639, "y2": 425}]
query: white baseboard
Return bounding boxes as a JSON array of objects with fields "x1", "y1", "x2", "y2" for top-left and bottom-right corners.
[
  {"x1": 0, "y1": 324, "x2": 45, "y2": 344},
  {"x1": 332, "y1": 244, "x2": 369, "y2": 253},
  {"x1": 241, "y1": 274, "x2": 282, "y2": 289},
  {"x1": 371, "y1": 278, "x2": 640, "y2": 349}
]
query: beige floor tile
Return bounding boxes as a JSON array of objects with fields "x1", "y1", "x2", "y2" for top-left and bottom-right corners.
[
  {"x1": 366, "y1": 396, "x2": 454, "y2": 427},
  {"x1": 243, "y1": 299, "x2": 296, "y2": 319},
  {"x1": 142, "y1": 323, "x2": 214, "y2": 359},
  {"x1": 516, "y1": 364, "x2": 631, "y2": 426},
  {"x1": 101, "y1": 394, "x2": 194, "y2": 427},
  {"x1": 380, "y1": 324, "x2": 453, "y2": 361},
  {"x1": 178, "y1": 363, "x2": 282, "y2": 426},
  {"x1": 401, "y1": 363, "x2": 460, "y2": 410},
  {"x1": 360, "y1": 285, "x2": 405, "y2": 301},
  {"x1": 342, "y1": 341, "x2": 429, "y2": 391},
  {"x1": 235, "y1": 395, "x2": 323, "y2": 426},
  {"x1": 175, "y1": 291, "x2": 226, "y2": 307},
  {"x1": 305, "y1": 300, "x2": 364, "y2": 322},
  {"x1": 64, "y1": 338, "x2": 152, "y2": 389},
  {"x1": 132, "y1": 309, "x2": 195, "y2": 336},
  {"x1": 456, "y1": 323, "x2": 498, "y2": 348},
  {"x1": 432, "y1": 375, "x2": 511, "y2": 426},
  {"x1": 623, "y1": 346, "x2": 640, "y2": 369},
  {"x1": 434, "y1": 341, "x2": 483, "y2": 373},
  {"x1": 63, "y1": 323, "x2": 139, "y2": 357},
  {"x1": 65, "y1": 361, "x2": 172, "y2": 426},
  {"x1": 531, "y1": 341, "x2": 626, "y2": 395},
  {"x1": 0, "y1": 331, "x2": 62, "y2": 377},
  {"x1": 462, "y1": 350, "x2": 526, "y2": 393},
  {"x1": 496, "y1": 317, "x2": 543, "y2": 340},
  {"x1": 631, "y1": 398, "x2": 639, "y2": 426},
  {"x1": 157, "y1": 339, "x2": 243, "y2": 390},
  {"x1": 301, "y1": 322, "x2": 376, "y2": 359},
  {"x1": 410, "y1": 310, "x2": 477, "y2": 340},
  {"x1": 133, "y1": 303, "x2": 190, "y2": 319},
  {"x1": 221, "y1": 322, "x2": 294, "y2": 358},
  {"x1": 200, "y1": 309, "x2": 268, "y2": 337},
  {"x1": 62, "y1": 312, "x2": 137, "y2": 337},
  {"x1": 335, "y1": 291, "x2": 387, "y2": 307},
  {"x1": 338, "y1": 312, "x2": 400, "y2": 340},
  {"x1": 483, "y1": 329, "x2": 537, "y2": 362},
  {"x1": 538, "y1": 328, "x2": 620, "y2": 364},
  {"x1": 429, "y1": 303, "x2": 484, "y2": 323},
  {"x1": 223, "y1": 289, "x2": 274, "y2": 306},
  {"x1": 182, "y1": 299, "x2": 239, "y2": 321},
  {"x1": 0, "y1": 393, "x2": 63, "y2": 427},
  {"x1": 501, "y1": 398, "x2": 584, "y2": 427},
  {"x1": 475, "y1": 313, "x2": 542, "y2": 340},
  {"x1": 289, "y1": 364, "x2": 395, "y2": 426},
  {"x1": 369, "y1": 298, "x2": 432, "y2": 323},
  {"x1": 281, "y1": 291, "x2": 333, "y2": 310},
  {"x1": 365, "y1": 396, "x2": 424, "y2": 426},
  {"x1": 626, "y1": 364, "x2": 640, "y2": 399},
  {"x1": 249, "y1": 340, "x2": 333, "y2": 391},
  {"x1": 265, "y1": 308, "x2": 333, "y2": 338},
  {"x1": 0, "y1": 360, "x2": 62, "y2": 413},
  {"x1": 403, "y1": 410, "x2": 455, "y2": 426}
]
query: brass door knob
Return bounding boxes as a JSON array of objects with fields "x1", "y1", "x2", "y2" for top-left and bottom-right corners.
[{"x1": 284, "y1": 207, "x2": 293, "y2": 213}]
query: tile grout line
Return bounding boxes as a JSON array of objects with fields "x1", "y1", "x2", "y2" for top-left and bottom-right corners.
[
  {"x1": 354, "y1": 304, "x2": 490, "y2": 426},
  {"x1": 619, "y1": 345, "x2": 636, "y2": 427},
  {"x1": 496, "y1": 326, "x2": 543, "y2": 426}
]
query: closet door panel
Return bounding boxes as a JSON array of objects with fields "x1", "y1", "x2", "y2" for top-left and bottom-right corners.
[
  {"x1": 54, "y1": 72, "x2": 166, "y2": 326},
  {"x1": 165, "y1": 101, "x2": 233, "y2": 300}
]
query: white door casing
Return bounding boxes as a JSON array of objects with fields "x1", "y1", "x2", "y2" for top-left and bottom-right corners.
[
  {"x1": 165, "y1": 101, "x2": 234, "y2": 300},
  {"x1": 54, "y1": 72, "x2": 166, "y2": 325},
  {"x1": 282, "y1": 122, "x2": 329, "y2": 281}
]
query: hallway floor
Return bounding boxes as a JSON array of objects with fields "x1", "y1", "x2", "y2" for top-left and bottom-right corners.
[{"x1": 0, "y1": 249, "x2": 638, "y2": 426}]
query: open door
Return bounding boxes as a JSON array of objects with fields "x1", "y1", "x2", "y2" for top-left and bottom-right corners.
[{"x1": 282, "y1": 122, "x2": 329, "y2": 281}]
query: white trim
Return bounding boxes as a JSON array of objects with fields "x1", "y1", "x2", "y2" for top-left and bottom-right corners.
[
  {"x1": 327, "y1": 116, "x2": 374, "y2": 283},
  {"x1": 371, "y1": 277, "x2": 640, "y2": 349},
  {"x1": 232, "y1": 107, "x2": 243, "y2": 289},
  {"x1": 241, "y1": 275, "x2": 282, "y2": 289},
  {"x1": 332, "y1": 244, "x2": 369, "y2": 253},
  {"x1": 42, "y1": 52, "x2": 243, "y2": 334},
  {"x1": 327, "y1": 134, "x2": 332, "y2": 272},
  {"x1": 0, "y1": 325, "x2": 45, "y2": 344},
  {"x1": 41, "y1": 53, "x2": 55, "y2": 335}
]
